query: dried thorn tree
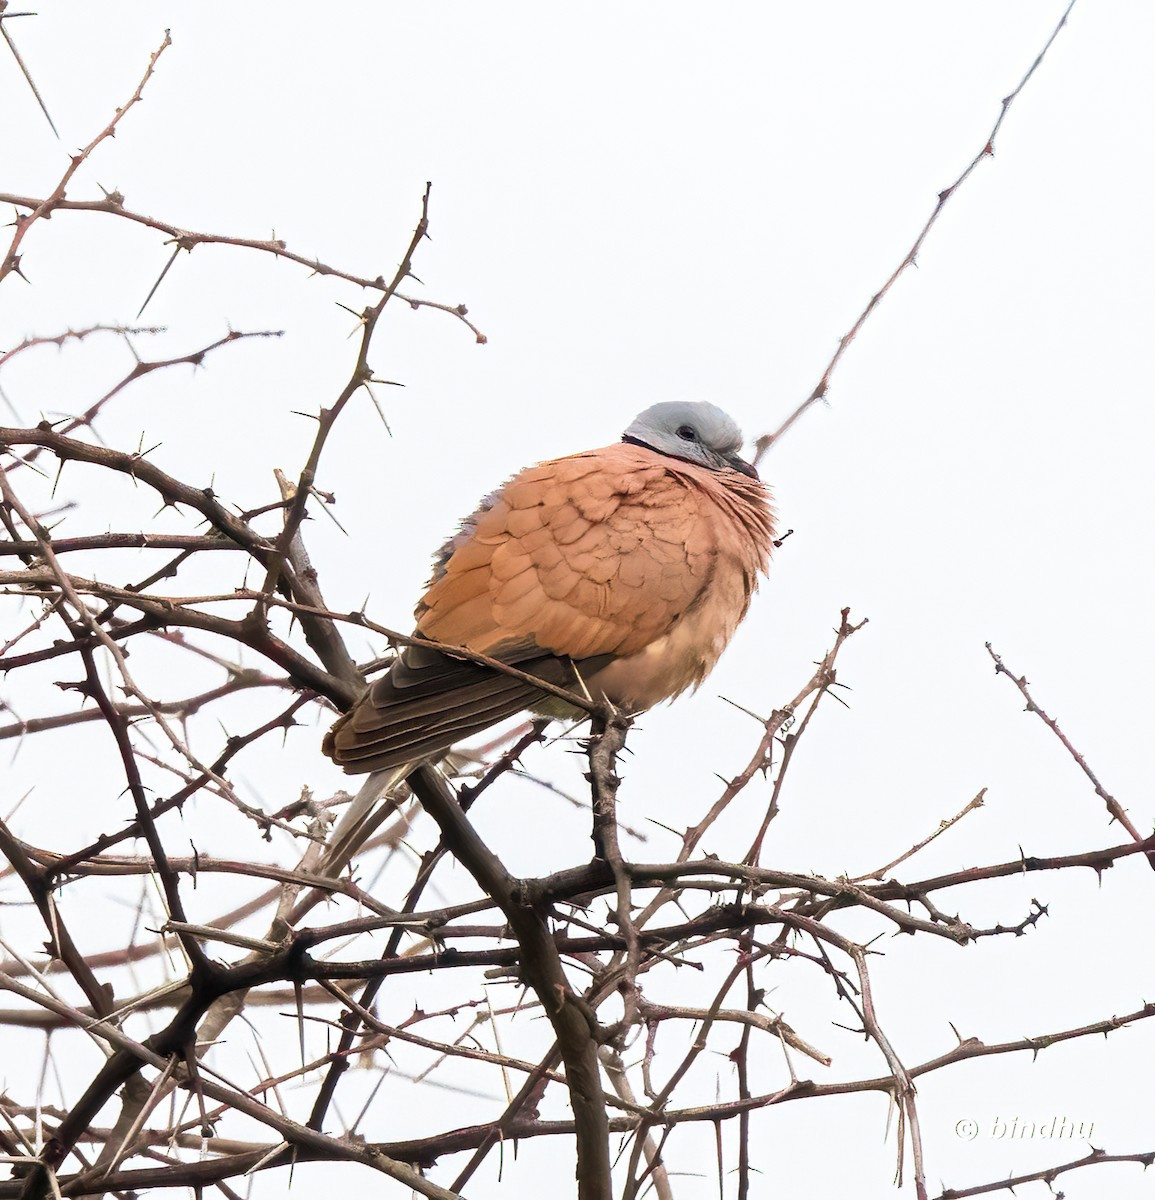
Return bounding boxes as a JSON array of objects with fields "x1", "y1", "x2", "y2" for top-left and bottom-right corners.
[{"x1": 1, "y1": 7, "x2": 1151, "y2": 1200}]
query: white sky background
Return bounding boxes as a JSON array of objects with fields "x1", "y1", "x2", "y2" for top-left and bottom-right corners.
[{"x1": 2, "y1": 3, "x2": 1154, "y2": 1197}]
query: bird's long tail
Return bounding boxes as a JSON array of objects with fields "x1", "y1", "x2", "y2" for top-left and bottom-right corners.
[{"x1": 320, "y1": 764, "x2": 410, "y2": 879}]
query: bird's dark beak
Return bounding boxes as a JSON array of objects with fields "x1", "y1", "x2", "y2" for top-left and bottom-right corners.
[{"x1": 726, "y1": 453, "x2": 759, "y2": 480}]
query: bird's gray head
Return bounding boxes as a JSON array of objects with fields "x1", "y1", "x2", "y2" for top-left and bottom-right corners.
[{"x1": 622, "y1": 401, "x2": 758, "y2": 479}]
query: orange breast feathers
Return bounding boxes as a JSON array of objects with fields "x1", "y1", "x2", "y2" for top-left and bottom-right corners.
[{"x1": 416, "y1": 440, "x2": 775, "y2": 711}]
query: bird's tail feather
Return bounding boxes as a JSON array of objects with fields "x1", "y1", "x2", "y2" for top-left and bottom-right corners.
[{"x1": 321, "y1": 764, "x2": 410, "y2": 879}]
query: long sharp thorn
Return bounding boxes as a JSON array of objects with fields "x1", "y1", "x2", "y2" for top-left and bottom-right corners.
[
  {"x1": 137, "y1": 245, "x2": 181, "y2": 317},
  {"x1": 1, "y1": 23, "x2": 58, "y2": 137},
  {"x1": 295, "y1": 979, "x2": 306, "y2": 1072}
]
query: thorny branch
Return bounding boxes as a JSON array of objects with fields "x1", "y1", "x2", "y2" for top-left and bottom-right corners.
[
  {"x1": 985, "y1": 641, "x2": 1155, "y2": 868},
  {"x1": 752, "y1": 0, "x2": 1079, "y2": 460},
  {"x1": 1, "y1": 30, "x2": 172, "y2": 286}
]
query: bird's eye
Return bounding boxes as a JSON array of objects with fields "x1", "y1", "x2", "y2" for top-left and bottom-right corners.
[{"x1": 676, "y1": 425, "x2": 697, "y2": 441}]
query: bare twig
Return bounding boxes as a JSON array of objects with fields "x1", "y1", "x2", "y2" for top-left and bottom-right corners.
[
  {"x1": 986, "y1": 642, "x2": 1154, "y2": 867},
  {"x1": 753, "y1": 0, "x2": 1078, "y2": 459},
  {"x1": 1, "y1": 30, "x2": 171, "y2": 284}
]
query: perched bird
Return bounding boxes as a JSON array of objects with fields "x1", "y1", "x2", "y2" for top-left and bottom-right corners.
[{"x1": 321, "y1": 400, "x2": 775, "y2": 870}]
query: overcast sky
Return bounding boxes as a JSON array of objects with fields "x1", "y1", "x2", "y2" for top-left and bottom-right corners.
[{"x1": 2, "y1": 4, "x2": 1153, "y2": 1197}]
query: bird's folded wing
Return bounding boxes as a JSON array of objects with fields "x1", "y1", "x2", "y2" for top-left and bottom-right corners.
[{"x1": 324, "y1": 444, "x2": 720, "y2": 772}]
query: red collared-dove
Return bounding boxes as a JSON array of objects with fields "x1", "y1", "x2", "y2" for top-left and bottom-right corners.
[{"x1": 322, "y1": 401, "x2": 774, "y2": 868}]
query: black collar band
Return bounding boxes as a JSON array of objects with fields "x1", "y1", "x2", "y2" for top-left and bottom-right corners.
[
  {"x1": 622, "y1": 434, "x2": 707, "y2": 473},
  {"x1": 622, "y1": 434, "x2": 759, "y2": 480},
  {"x1": 621, "y1": 435, "x2": 658, "y2": 453}
]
